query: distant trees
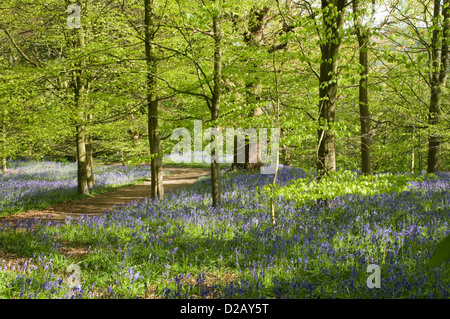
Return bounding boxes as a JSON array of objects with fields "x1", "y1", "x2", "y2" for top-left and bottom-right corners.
[{"x1": 384, "y1": 0, "x2": 449, "y2": 173}]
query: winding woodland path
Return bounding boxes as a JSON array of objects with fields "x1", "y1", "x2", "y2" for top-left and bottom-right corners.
[{"x1": 0, "y1": 166, "x2": 210, "y2": 224}]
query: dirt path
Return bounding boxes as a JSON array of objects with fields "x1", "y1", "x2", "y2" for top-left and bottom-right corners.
[{"x1": 0, "y1": 166, "x2": 210, "y2": 224}]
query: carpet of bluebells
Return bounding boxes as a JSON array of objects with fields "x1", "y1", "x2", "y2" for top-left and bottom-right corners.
[
  {"x1": 0, "y1": 161, "x2": 153, "y2": 216},
  {"x1": 0, "y1": 164, "x2": 448, "y2": 299}
]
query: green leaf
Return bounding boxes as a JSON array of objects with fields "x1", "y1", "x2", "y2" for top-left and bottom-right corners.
[{"x1": 427, "y1": 234, "x2": 450, "y2": 268}]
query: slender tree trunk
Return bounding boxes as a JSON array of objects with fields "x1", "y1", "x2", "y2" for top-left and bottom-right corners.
[
  {"x1": 85, "y1": 113, "x2": 94, "y2": 188},
  {"x1": 428, "y1": 93, "x2": 441, "y2": 173},
  {"x1": 427, "y1": 0, "x2": 442, "y2": 173},
  {"x1": 145, "y1": 0, "x2": 163, "y2": 199},
  {"x1": 353, "y1": 0, "x2": 372, "y2": 175},
  {"x1": 1, "y1": 119, "x2": 6, "y2": 174},
  {"x1": 76, "y1": 124, "x2": 89, "y2": 194},
  {"x1": 210, "y1": 14, "x2": 223, "y2": 208},
  {"x1": 427, "y1": 0, "x2": 449, "y2": 173},
  {"x1": 317, "y1": 1, "x2": 346, "y2": 178},
  {"x1": 270, "y1": 145, "x2": 279, "y2": 227},
  {"x1": 85, "y1": 131, "x2": 94, "y2": 188},
  {"x1": 419, "y1": 133, "x2": 423, "y2": 172},
  {"x1": 411, "y1": 143, "x2": 415, "y2": 174},
  {"x1": 270, "y1": 48, "x2": 281, "y2": 228},
  {"x1": 71, "y1": 6, "x2": 89, "y2": 195},
  {"x1": 231, "y1": 135, "x2": 239, "y2": 170}
]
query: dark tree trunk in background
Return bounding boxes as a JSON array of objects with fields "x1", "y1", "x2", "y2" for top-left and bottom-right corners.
[
  {"x1": 427, "y1": 0, "x2": 449, "y2": 173},
  {"x1": 317, "y1": 0, "x2": 346, "y2": 178},
  {"x1": 353, "y1": 0, "x2": 372, "y2": 175},
  {"x1": 281, "y1": 144, "x2": 291, "y2": 166},
  {"x1": 145, "y1": 0, "x2": 164, "y2": 199}
]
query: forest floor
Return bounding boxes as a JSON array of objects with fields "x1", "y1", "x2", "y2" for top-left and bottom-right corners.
[{"x1": 0, "y1": 166, "x2": 210, "y2": 225}]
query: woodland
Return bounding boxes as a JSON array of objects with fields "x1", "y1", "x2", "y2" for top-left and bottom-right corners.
[{"x1": 0, "y1": 0, "x2": 449, "y2": 299}]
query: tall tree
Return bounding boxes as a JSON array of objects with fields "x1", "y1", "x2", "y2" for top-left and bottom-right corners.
[
  {"x1": 69, "y1": 18, "x2": 89, "y2": 195},
  {"x1": 167, "y1": 0, "x2": 228, "y2": 207},
  {"x1": 57, "y1": 0, "x2": 92, "y2": 195},
  {"x1": 352, "y1": 0, "x2": 376, "y2": 175},
  {"x1": 1, "y1": 112, "x2": 6, "y2": 174},
  {"x1": 317, "y1": 0, "x2": 348, "y2": 177},
  {"x1": 86, "y1": 113, "x2": 95, "y2": 188},
  {"x1": 427, "y1": 0, "x2": 449, "y2": 172},
  {"x1": 145, "y1": 0, "x2": 164, "y2": 199},
  {"x1": 237, "y1": 6, "x2": 271, "y2": 171},
  {"x1": 210, "y1": 7, "x2": 223, "y2": 208}
]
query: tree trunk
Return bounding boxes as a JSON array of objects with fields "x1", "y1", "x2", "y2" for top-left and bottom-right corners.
[
  {"x1": 427, "y1": 0, "x2": 442, "y2": 173},
  {"x1": 317, "y1": 56, "x2": 337, "y2": 176},
  {"x1": 86, "y1": 131, "x2": 94, "y2": 188},
  {"x1": 270, "y1": 48, "x2": 281, "y2": 228},
  {"x1": 317, "y1": 0, "x2": 346, "y2": 178},
  {"x1": 281, "y1": 144, "x2": 291, "y2": 166},
  {"x1": 145, "y1": 0, "x2": 164, "y2": 199},
  {"x1": 1, "y1": 119, "x2": 6, "y2": 174},
  {"x1": 233, "y1": 7, "x2": 269, "y2": 171},
  {"x1": 210, "y1": 14, "x2": 223, "y2": 208},
  {"x1": 353, "y1": 0, "x2": 372, "y2": 175},
  {"x1": 427, "y1": 0, "x2": 449, "y2": 173},
  {"x1": 411, "y1": 137, "x2": 415, "y2": 174},
  {"x1": 76, "y1": 124, "x2": 89, "y2": 194},
  {"x1": 71, "y1": 15, "x2": 89, "y2": 195},
  {"x1": 419, "y1": 133, "x2": 423, "y2": 172},
  {"x1": 84, "y1": 113, "x2": 94, "y2": 188}
]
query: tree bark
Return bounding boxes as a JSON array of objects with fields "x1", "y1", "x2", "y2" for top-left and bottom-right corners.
[
  {"x1": 427, "y1": 0, "x2": 449, "y2": 173},
  {"x1": 317, "y1": 0, "x2": 346, "y2": 178},
  {"x1": 145, "y1": 0, "x2": 164, "y2": 199}
]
